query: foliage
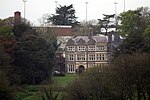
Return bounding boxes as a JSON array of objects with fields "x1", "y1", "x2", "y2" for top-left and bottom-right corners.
[
  {"x1": 13, "y1": 23, "x2": 31, "y2": 40},
  {"x1": 0, "y1": 45, "x2": 20, "y2": 85},
  {"x1": 144, "y1": 25, "x2": 150, "y2": 36},
  {"x1": 143, "y1": 25, "x2": 150, "y2": 52},
  {"x1": 48, "y1": 4, "x2": 79, "y2": 27},
  {"x1": 12, "y1": 35, "x2": 54, "y2": 84},
  {"x1": 0, "y1": 71, "x2": 16, "y2": 100},
  {"x1": 115, "y1": 7, "x2": 150, "y2": 55},
  {"x1": 111, "y1": 53, "x2": 150, "y2": 100},
  {"x1": 0, "y1": 45, "x2": 7, "y2": 67},
  {"x1": 98, "y1": 14, "x2": 116, "y2": 34},
  {"x1": 119, "y1": 10, "x2": 141, "y2": 36},
  {"x1": 65, "y1": 53, "x2": 150, "y2": 100},
  {"x1": 0, "y1": 19, "x2": 14, "y2": 37},
  {"x1": 16, "y1": 85, "x2": 41, "y2": 100},
  {"x1": 65, "y1": 67, "x2": 116, "y2": 100},
  {"x1": 11, "y1": 21, "x2": 57, "y2": 85},
  {"x1": 72, "y1": 20, "x2": 100, "y2": 36},
  {"x1": 40, "y1": 84, "x2": 59, "y2": 100}
]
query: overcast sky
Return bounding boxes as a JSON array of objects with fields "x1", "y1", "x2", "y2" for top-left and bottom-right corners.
[{"x1": 0, "y1": 0, "x2": 150, "y2": 25}]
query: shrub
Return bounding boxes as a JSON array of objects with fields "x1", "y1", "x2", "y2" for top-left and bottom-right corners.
[{"x1": 0, "y1": 71, "x2": 16, "y2": 100}]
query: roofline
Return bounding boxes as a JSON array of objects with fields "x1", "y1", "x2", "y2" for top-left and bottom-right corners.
[{"x1": 33, "y1": 25, "x2": 72, "y2": 28}]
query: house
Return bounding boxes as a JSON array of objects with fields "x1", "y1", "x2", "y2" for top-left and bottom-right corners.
[{"x1": 65, "y1": 34, "x2": 112, "y2": 73}]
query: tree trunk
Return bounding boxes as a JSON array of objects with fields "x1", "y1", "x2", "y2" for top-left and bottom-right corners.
[
  {"x1": 137, "y1": 86, "x2": 141, "y2": 100},
  {"x1": 147, "y1": 90, "x2": 150, "y2": 100},
  {"x1": 142, "y1": 91, "x2": 146, "y2": 100}
]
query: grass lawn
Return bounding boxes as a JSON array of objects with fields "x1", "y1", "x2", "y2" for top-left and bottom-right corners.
[
  {"x1": 52, "y1": 74, "x2": 78, "y2": 87},
  {"x1": 16, "y1": 74, "x2": 77, "y2": 100}
]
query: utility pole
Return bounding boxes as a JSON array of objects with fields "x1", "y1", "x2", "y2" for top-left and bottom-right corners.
[
  {"x1": 124, "y1": 0, "x2": 125, "y2": 12},
  {"x1": 114, "y1": 2, "x2": 118, "y2": 25},
  {"x1": 85, "y1": 2, "x2": 88, "y2": 23},
  {"x1": 55, "y1": 1, "x2": 58, "y2": 10},
  {"x1": 23, "y1": 0, "x2": 27, "y2": 22}
]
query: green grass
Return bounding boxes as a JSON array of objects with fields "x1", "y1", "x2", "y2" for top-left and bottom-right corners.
[
  {"x1": 16, "y1": 74, "x2": 77, "y2": 100},
  {"x1": 16, "y1": 85, "x2": 41, "y2": 100},
  {"x1": 52, "y1": 74, "x2": 78, "y2": 87}
]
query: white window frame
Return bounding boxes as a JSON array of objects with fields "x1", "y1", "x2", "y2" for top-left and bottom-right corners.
[
  {"x1": 77, "y1": 54, "x2": 86, "y2": 61},
  {"x1": 68, "y1": 64, "x2": 75, "y2": 73},
  {"x1": 96, "y1": 54, "x2": 105, "y2": 61},
  {"x1": 67, "y1": 46, "x2": 75, "y2": 51},
  {"x1": 68, "y1": 54, "x2": 74, "y2": 61},
  {"x1": 88, "y1": 45, "x2": 95, "y2": 51},
  {"x1": 96, "y1": 45, "x2": 105, "y2": 51},
  {"x1": 78, "y1": 46, "x2": 85, "y2": 51},
  {"x1": 88, "y1": 54, "x2": 95, "y2": 61}
]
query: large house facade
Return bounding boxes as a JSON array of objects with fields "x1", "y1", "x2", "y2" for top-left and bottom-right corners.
[{"x1": 65, "y1": 35, "x2": 112, "y2": 73}]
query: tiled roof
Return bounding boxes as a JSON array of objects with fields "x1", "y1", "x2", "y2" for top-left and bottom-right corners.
[
  {"x1": 34, "y1": 26, "x2": 73, "y2": 36},
  {"x1": 73, "y1": 36, "x2": 89, "y2": 43},
  {"x1": 92, "y1": 36, "x2": 108, "y2": 43},
  {"x1": 55, "y1": 27, "x2": 73, "y2": 36},
  {"x1": 73, "y1": 35, "x2": 108, "y2": 44}
]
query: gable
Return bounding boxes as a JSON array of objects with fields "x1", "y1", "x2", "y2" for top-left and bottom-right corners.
[
  {"x1": 77, "y1": 38, "x2": 86, "y2": 45},
  {"x1": 87, "y1": 38, "x2": 96, "y2": 45}
]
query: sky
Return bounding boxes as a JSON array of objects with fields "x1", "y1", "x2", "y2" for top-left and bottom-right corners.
[{"x1": 0, "y1": 0, "x2": 150, "y2": 25}]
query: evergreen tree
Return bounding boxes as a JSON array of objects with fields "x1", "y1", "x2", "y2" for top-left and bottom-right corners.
[{"x1": 48, "y1": 4, "x2": 79, "y2": 27}]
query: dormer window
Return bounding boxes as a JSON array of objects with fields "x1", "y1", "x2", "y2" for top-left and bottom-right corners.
[
  {"x1": 67, "y1": 46, "x2": 75, "y2": 51},
  {"x1": 96, "y1": 45, "x2": 105, "y2": 51},
  {"x1": 88, "y1": 45, "x2": 95, "y2": 51},
  {"x1": 78, "y1": 46, "x2": 85, "y2": 51}
]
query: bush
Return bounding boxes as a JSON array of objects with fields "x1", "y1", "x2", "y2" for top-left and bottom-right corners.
[
  {"x1": 64, "y1": 67, "x2": 115, "y2": 100},
  {"x1": 0, "y1": 71, "x2": 16, "y2": 100}
]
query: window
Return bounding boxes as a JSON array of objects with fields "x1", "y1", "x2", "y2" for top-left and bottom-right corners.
[
  {"x1": 88, "y1": 54, "x2": 95, "y2": 61},
  {"x1": 96, "y1": 54, "x2": 105, "y2": 61},
  {"x1": 78, "y1": 46, "x2": 85, "y2": 51},
  {"x1": 68, "y1": 54, "x2": 74, "y2": 61},
  {"x1": 77, "y1": 54, "x2": 86, "y2": 61},
  {"x1": 68, "y1": 64, "x2": 75, "y2": 73},
  {"x1": 96, "y1": 45, "x2": 105, "y2": 51},
  {"x1": 67, "y1": 46, "x2": 75, "y2": 51},
  {"x1": 88, "y1": 45, "x2": 95, "y2": 51}
]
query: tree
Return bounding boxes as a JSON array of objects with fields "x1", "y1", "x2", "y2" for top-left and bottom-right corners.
[
  {"x1": 0, "y1": 45, "x2": 7, "y2": 67},
  {"x1": 119, "y1": 9, "x2": 142, "y2": 36},
  {"x1": 48, "y1": 4, "x2": 79, "y2": 27},
  {"x1": 72, "y1": 19, "x2": 101, "y2": 36},
  {"x1": 0, "y1": 19, "x2": 13, "y2": 37},
  {"x1": 65, "y1": 67, "x2": 116, "y2": 100},
  {"x1": 143, "y1": 25, "x2": 150, "y2": 52},
  {"x1": 0, "y1": 71, "x2": 16, "y2": 100},
  {"x1": 116, "y1": 7, "x2": 150, "y2": 55},
  {"x1": 13, "y1": 23, "x2": 32, "y2": 40},
  {"x1": 12, "y1": 35, "x2": 55, "y2": 84},
  {"x1": 98, "y1": 14, "x2": 116, "y2": 35},
  {"x1": 111, "y1": 53, "x2": 150, "y2": 100},
  {"x1": 0, "y1": 46, "x2": 16, "y2": 100}
]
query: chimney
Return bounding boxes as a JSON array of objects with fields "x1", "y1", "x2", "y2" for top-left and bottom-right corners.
[
  {"x1": 108, "y1": 31, "x2": 113, "y2": 52},
  {"x1": 108, "y1": 31, "x2": 112, "y2": 43},
  {"x1": 88, "y1": 27, "x2": 93, "y2": 38},
  {"x1": 14, "y1": 11, "x2": 21, "y2": 24},
  {"x1": 108, "y1": 31, "x2": 113, "y2": 63}
]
